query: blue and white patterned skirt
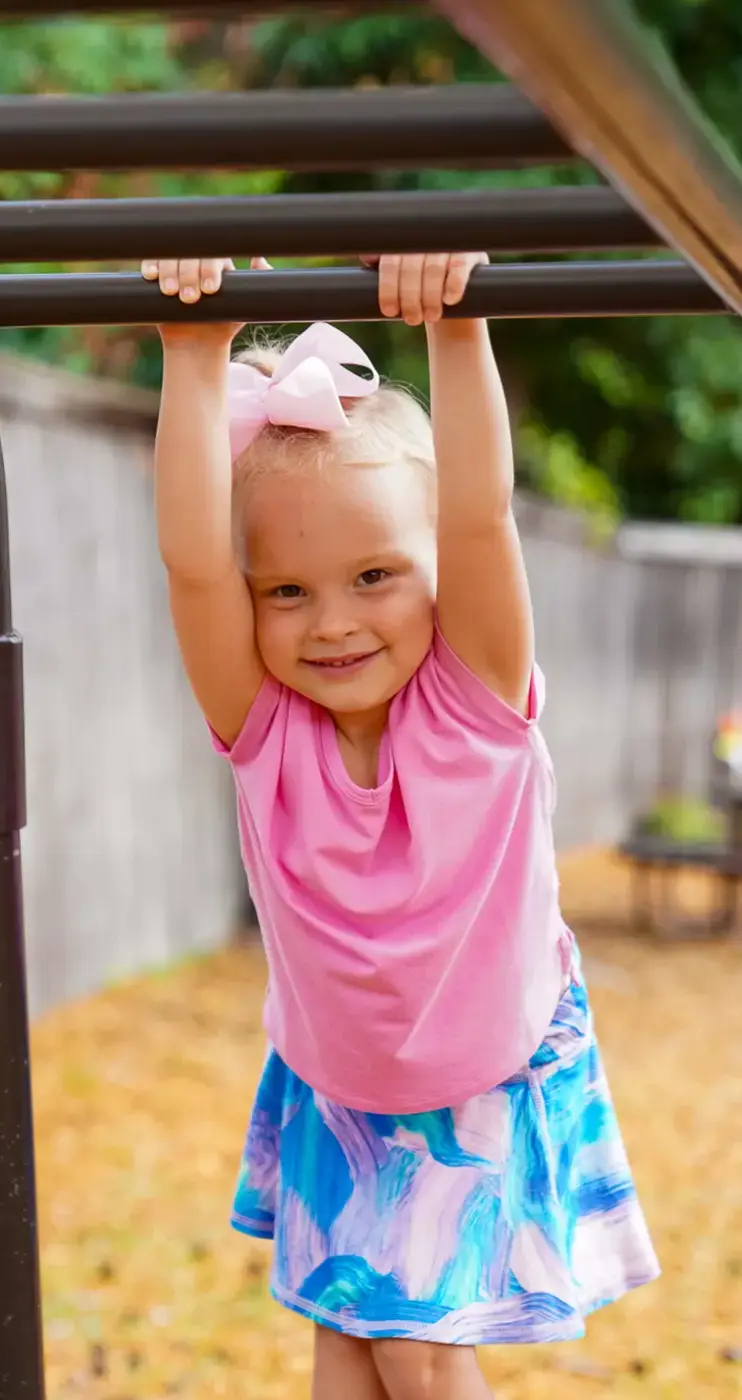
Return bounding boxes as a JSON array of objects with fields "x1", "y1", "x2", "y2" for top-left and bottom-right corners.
[{"x1": 231, "y1": 959, "x2": 660, "y2": 1345}]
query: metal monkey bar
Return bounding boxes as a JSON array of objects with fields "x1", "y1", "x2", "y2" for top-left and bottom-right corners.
[
  {"x1": 0, "y1": 0, "x2": 405, "y2": 10},
  {"x1": 0, "y1": 187, "x2": 663, "y2": 261},
  {"x1": 0, "y1": 85, "x2": 571, "y2": 171},
  {"x1": 0, "y1": 263, "x2": 726, "y2": 327}
]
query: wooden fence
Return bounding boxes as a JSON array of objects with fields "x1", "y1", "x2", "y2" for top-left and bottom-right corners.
[
  {"x1": 518, "y1": 496, "x2": 742, "y2": 848},
  {"x1": 1, "y1": 352, "x2": 243, "y2": 1016}
]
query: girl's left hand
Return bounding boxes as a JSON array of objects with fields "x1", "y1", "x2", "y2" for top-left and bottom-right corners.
[{"x1": 361, "y1": 252, "x2": 488, "y2": 326}]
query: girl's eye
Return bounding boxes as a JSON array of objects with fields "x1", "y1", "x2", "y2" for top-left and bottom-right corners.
[
  {"x1": 358, "y1": 569, "x2": 390, "y2": 587},
  {"x1": 272, "y1": 584, "x2": 304, "y2": 599}
]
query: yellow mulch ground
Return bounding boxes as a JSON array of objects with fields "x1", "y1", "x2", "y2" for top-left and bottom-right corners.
[{"x1": 33, "y1": 849, "x2": 742, "y2": 1399}]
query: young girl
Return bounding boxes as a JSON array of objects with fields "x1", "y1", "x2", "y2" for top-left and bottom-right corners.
[{"x1": 143, "y1": 250, "x2": 660, "y2": 1400}]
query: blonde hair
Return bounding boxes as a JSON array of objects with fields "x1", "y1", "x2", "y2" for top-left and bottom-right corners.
[{"x1": 230, "y1": 334, "x2": 436, "y2": 556}]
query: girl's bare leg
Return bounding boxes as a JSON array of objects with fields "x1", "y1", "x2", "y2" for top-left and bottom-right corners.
[
  {"x1": 312, "y1": 1325, "x2": 389, "y2": 1400},
  {"x1": 371, "y1": 1339, "x2": 492, "y2": 1400}
]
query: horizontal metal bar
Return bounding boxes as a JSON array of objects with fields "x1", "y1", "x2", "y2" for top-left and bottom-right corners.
[
  {"x1": 0, "y1": 263, "x2": 725, "y2": 327},
  {"x1": 0, "y1": 188, "x2": 658, "y2": 262},
  {"x1": 0, "y1": 85, "x2": 572, "y2": 173},
  {"x1": 2, "y1": 0, "x2": 400, "y2": 10},
  {"x1": 437, "y1": 0, "x2": 742, "y2": 316}
]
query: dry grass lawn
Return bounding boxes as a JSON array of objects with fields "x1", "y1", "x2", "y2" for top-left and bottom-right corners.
[{"x1": 33, "y1": 849, "x2": 742, "y2": 1399}]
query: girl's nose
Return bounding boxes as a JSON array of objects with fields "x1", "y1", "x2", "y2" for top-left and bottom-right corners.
[{"x1": 309, "y1": 602, "x2": 360, "y2": 642}]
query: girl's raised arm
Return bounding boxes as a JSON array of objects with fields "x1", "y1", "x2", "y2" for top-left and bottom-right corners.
[
  {"x1": 427, "y1": 304, "x2": 534, "y2": 716},
  {"x1": 376, "y1": 252, "x2": 534, "y2": 716},
  {"x1": 146, "y1": 257, "x2": 265, "y2": 746}
]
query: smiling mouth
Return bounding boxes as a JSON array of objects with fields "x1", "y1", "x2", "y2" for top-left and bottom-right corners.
[{"x1": 301, "y1": 651, "x2": 382, "y2": 674}]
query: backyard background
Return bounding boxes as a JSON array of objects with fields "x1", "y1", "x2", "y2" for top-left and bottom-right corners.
[{"x1": 1, "y1": 4, "x2": 741, "y2": 1397}]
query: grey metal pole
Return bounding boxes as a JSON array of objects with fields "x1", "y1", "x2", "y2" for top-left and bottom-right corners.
[
  {"x1": 0, "y1": 262, "x2": 727, "y2": 326},
  {"x1": 0, "y1": 436, "x2": 46, "y2": 1400},
  {"x1": 0, "y1": 85, "x2": 572, "y2": 173},
  {"x1": 1, "y1": 0, "x2": 406, "y2": 10},
  {"x1": 0, "y1": 188, "x2": 658, "y2": 262}
]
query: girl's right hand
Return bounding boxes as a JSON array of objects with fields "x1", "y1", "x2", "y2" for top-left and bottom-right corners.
[{"x1": 141, "y1": 256, "x2": 271, "y2": 344}]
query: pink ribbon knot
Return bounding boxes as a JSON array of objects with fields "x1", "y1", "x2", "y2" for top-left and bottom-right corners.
[{"x1": 227, "y1": 322, "x2": 380, "y2": 461}]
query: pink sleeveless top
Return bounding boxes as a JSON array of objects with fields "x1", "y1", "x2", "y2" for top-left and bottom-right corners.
[{"x1": 213, "y1": 628, "x2": 571, "y2": 1113}]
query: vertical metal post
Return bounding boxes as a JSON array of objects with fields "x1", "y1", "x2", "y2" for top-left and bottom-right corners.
[{"x1": 0, "y1": 433, "x2": 45, "y2": 1400}]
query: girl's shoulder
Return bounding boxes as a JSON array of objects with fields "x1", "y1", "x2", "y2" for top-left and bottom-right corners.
[
  {"x1": 397, "y1": 625, "x2": 547, "y2": 742},
  {"x1": 209, "y1": 670, "x2": 292, "y2": 767}
]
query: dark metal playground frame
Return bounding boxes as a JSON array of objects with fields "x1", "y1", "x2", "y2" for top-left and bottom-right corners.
[{"x1": 3, "y1": 1, "x2": 742, "y2": 1394}]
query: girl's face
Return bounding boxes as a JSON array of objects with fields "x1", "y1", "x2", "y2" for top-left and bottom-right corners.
[{"x1": 244, "y1": 459, "x2": 436, "y2": 717}]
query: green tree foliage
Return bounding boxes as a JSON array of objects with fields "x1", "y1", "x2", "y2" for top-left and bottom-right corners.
[{"x1": 2, "y1": 5, "x2": 742, "y2": 523}]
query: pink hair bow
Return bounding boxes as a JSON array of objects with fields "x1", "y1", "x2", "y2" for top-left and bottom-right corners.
[{"x1": 227, "y1": 322, "x2": 380, "y2": 461}]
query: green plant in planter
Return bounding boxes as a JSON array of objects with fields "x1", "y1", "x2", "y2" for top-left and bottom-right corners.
[{"x1": 637, "y1": 796, "x2": 727, "y2": 846}]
